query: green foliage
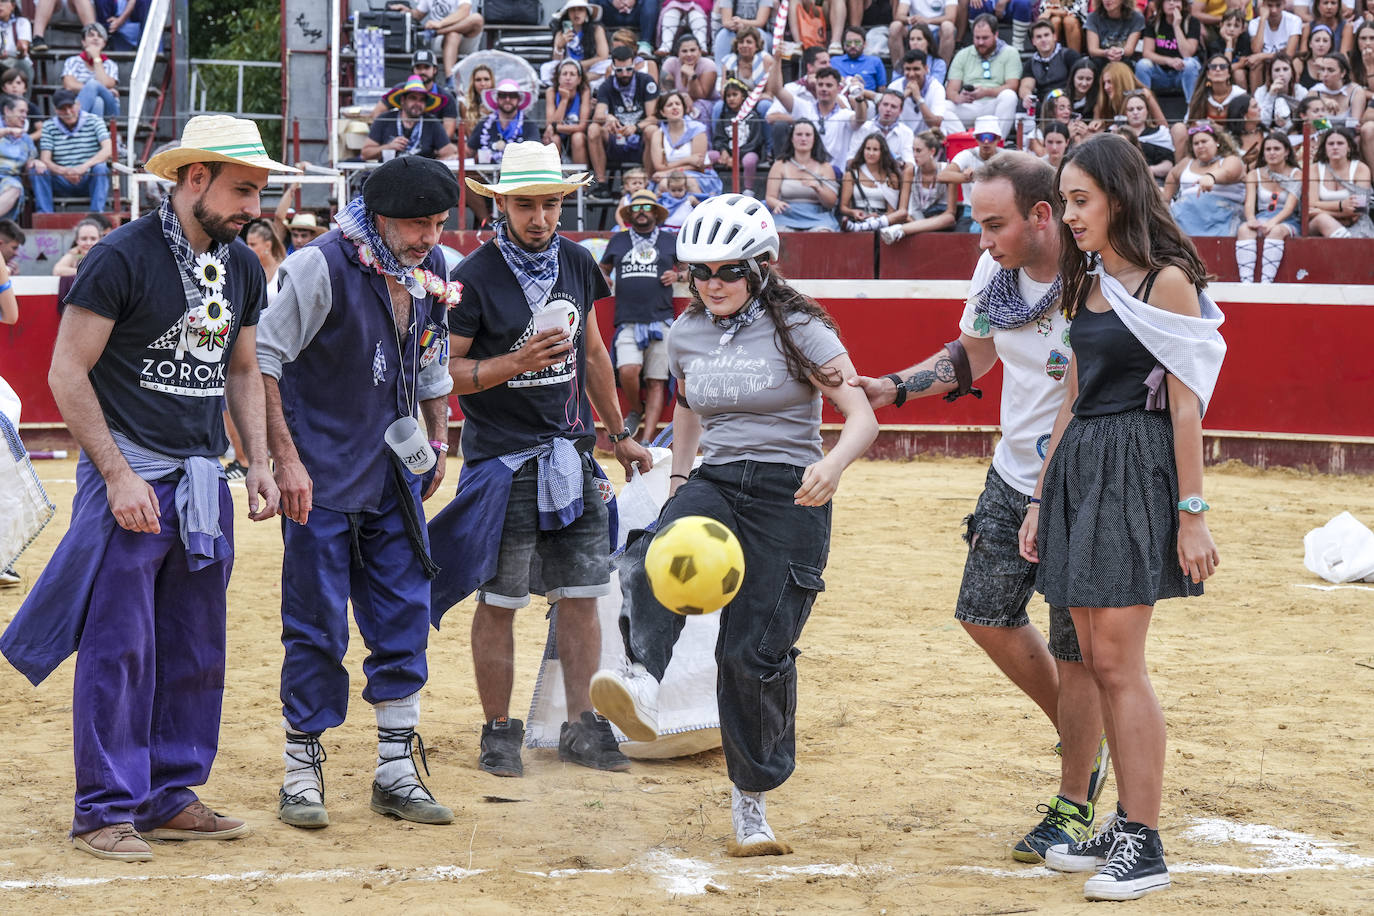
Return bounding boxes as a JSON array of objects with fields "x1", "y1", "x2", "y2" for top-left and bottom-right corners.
[{"x1": 187, "y1": 0, "x2": 282, "y2": 156}]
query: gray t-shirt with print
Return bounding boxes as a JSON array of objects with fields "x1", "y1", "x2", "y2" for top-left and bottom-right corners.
[{"x1": 668, "y1": 308, "x2": 847, "y2": 467}]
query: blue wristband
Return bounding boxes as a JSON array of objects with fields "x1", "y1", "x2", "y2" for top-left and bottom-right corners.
[{"x1": 0, "y1": 280, "x2": 12, "y2": 294}]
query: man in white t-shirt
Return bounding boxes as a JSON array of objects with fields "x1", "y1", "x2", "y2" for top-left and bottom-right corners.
[
  {"x1": 850, "y1": 151, "x2": 1108, "y2": 868},
  {"x1": 888, "y1": 49, "x2": 961, "y2": 134},
  {"x1": 938, "y1": 115, "x2": 1001, "y2": 230},
  {"x1": 848, "y1": 90, "x2": 917, "y2": 163},
  {"x1": 769, "y1": 63, "x2": 866, "y2": 165},
  {"x1": 889, "y1": 0, "x2": 957, "y2": 65}
]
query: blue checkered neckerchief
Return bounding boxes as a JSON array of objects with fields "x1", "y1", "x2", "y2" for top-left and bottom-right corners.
[
  {"x1": 495, "y1": 220, "x2": 561, "y2": 312},
  {"x1": 159, "y1": 196, "x2": 230, "y2": 313},
  {"x1": 709, "y1": 298, "x2": 763, "y2": 345},
  {"x1": 336, "y1": 194, "x2": 425, "y2": 296},
  {"x1": 974, "y1": 267, "x2": 1063, "y2": 330}
]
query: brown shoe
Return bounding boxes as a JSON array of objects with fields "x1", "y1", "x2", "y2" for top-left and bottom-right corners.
[
  {"x1": 72, "y1": 823, "x2": 153, "y2": 862},
  {"x1": 145, "y1": 800, "x2": 250, "y2": 841}
]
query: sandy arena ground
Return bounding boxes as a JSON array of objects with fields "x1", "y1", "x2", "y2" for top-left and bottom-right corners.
[{"x1": 1, "y1": 455, "x2": 1372, "y2": 914}]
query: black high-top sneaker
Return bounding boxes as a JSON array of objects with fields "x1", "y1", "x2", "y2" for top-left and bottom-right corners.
[{"x1": 1082, "y1": 821, "x2": 1171, "y2": 901}]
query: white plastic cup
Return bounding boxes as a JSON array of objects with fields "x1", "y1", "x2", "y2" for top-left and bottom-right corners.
[
  {"x1": 477, "y1": 147, "x2": 493, "y2": 165},
  {"x1": 384, "y1": 416, "x2": 437, "y2": 475},
  {"x1": 533, "y1": 306, "x2": 571, "y2": 336}
]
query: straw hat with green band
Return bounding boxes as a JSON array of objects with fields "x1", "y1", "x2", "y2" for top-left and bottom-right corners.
[
  {"x1": 144, "y1": 115, "x2": 301, "y2": 181},
  {"x1": 465, "y1": 140, "x2": 591, "y2": 198}
]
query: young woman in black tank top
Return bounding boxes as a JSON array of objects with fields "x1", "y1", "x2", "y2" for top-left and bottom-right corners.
[{"x1": 1018, "y1": 133, "x2": 1221, "y2": 902}]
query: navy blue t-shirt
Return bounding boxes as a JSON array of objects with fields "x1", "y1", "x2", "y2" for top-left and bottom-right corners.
[
  {"x1": 449, "y1": 238, "x2": 611, "y2": 462},
  {"x1": 601, "y1": 229, "x2": 677, "y2": 325},
  {"x1": 63, "y1": 212, "x2": 266, "y2": 458},
  {"x1": 594, "y1": 72, "x2": 660, "y2": 128},
  {"x1": 367, "y1": 111, "x2": 452, "y2": 158}
]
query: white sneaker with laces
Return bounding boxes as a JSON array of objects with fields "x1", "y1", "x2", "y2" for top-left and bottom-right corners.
[
  {"x1": 729, "y1": 786, "x2": 792, "y2": 856},
  {"x1": 880, "y1": 225, "x2": 905, "y2": 245},
  {"x1": 590, "y1": 663, "x2": 659, "y2": 742}
]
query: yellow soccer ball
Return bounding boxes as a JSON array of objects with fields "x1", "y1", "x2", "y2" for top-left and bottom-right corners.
[{"x1": 645, "y1": 515, "x2": 746, "y2": 615}]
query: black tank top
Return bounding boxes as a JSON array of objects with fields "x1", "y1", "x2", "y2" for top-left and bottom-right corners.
[{"x1": 1072, "y1": 272, "x2": 1160, "y2": 417}]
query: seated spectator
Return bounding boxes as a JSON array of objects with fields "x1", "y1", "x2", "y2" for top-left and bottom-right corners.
[
  {"x1": 51, "y1": 217, "x2": 101, "y2": 277},
  {"x1": 772, "y1": 44, "x2": 831, "y2": 114},
  {"x1": 1235, "y1": 130, "x2": 1301, "y2": 282},
  {"x1": 595, "y1": 0, "x2": 661, "y2": 49},
  {"x1": 937, "y1": 114, "x2": 1000, "y2": 229},
  {"x1": 890, "y1": 49, "x2": 957, "y2": 132},
  {"x1": 833, "y1": 26, "x2": 888, "y2": 91},
  {"x1": 614, "y1": 165, "x2": 650, "y2": 227},
  {"x1": 709, "y1": 78, "x2": 766, "y2": 191},
  {"x1": 848, "y1": 88, "x2": 917, "y2": 162},
  {"x1": 543, "y1": 0, "x2": 610, "y2": 85},
  {"x1": 1085, "y1": 0, "x2": 1145, "y2": 69},
  {"x1": 765, "y1": 118, "x2": 841, "y2": 229},
  {"x1": 1302, "y1": 0, "x2": 1353, "y2": 61},
  {"x1": 657, "y1": 0, "x2": 710, "y2": 55},
  {"x1": 1180, "y1": 53, "x2": 1249, "y2": 147},
  {"x1": 1115, "y1": 89, "x2": 1175, "y2": 175},
  {"x1": 1164, "y1": 121, "x2": 1247, "y2": 235},
  {"x1": 460, "y1": 64, "x2": 494, "y2": 135},
  {"x1": 466, "y1": 78, "x2": 540, "y2": 164},
  {"x1": 768, "y1": 63, "x2": 866, "y2": 172},
  {"x1": 714, "y1": 0, "x2": 774, "y2": 60},
  {"x1": 1067, "y1": 57, "x2": 1101, "y2": 118},
  {"x1": 0, "y1": 0, "x2": 32, "y2": 84},
  {"x1": 1354, "y1": 22, "x2": 1374, "y2": 95},
  {"x1": 881, "y1": 127, "x2": 956, "y2": 240},
  {"x1": 1249, "y1": 0, "x2": 1303, "y2": 90},
  {"x1": 588, "y1": 46, "x2": 661, "y2": 195},
  {"x1": 544, "y1": 59, "x2": 593, "y2": 165},
  {"x1": 1136, "y1": 0, "x2": 1203, "y2": 101},
  {"x1": 905, "y1": 20, "x2": 947, "y2": 83},
  {"x1": 1255, "y1": 53, "x2": 1306, "y2": 130},
  {"x1": 649, "y1": 89, "x2": 723, "y2": 194},
  {"x1": 392, "y1": 1, "x2": 484, "y2": 87},
  {"x1": 1040, "y1": 119, "x2": 1072, "y2": 168},
  {"x1": 94, "y1": 0, "x2": 147, "y2": 52},
  {"x1": 372, "y1": 49, "x2": 457, "y2": 138},
  {"x1": 889, "y1": 0, "x2": 956, "y2": 66},
  {"x1": 30, "y1": 0, "x2": 97, "y2": 55},
  {"x1": 0, "y1": 217, "x2": 23, "y2": 270},
  {"x1": 1023, "y1": 19, "x2": 1081, "y2": 111},
  {"x1": 361, "y1": 76, "x2": 458, "y2": 161},
  {"x1": 1038, "y1": 0, "x2": 1085, "y2": 54},
  {"x1": 947, "y1": 14, "x2": 1021, "y2": 138},
  {"x1": 958, "y1": 0, "x2": 1035, "y2": 52},
  {"x1": 1298, "y1": 24, "x2": 1334, "y2": 88},
  {"x1": 788, "y1": 0, "x2": 830, "y2": 55},
  {"x1": 1227, "y1": 92, "x2": 1265, "y2": 165},
  {"x1": 660, "y1": 32, "x2": 719, "y2": 123},
  {"x1": 1095, "y1": 61, "x2": 1170, "y2": 124},
  {"x1": 1309, "y1": 52, "x2": 1368, "y2": 126},
  {"x1": 721, "y1": 26, "x2": 773, "y2": 97},
  {"x1": 837, "y1": 0, "x2": 900, "y2": 58},
  {"x1": 33, "y1": 88, "x2": 109, "y2": 213},
  {"x1": 1307, "y1": 124, "x2": 1374, "y2": 235},
  {"x1": 62, "y1": 22, "x2": 120, "y2": 118},
  {"x1": 0, "y1": 94, "x2": 34, "y2": 219},
  {"x1": 609, "y1": 26, "x2": 659, "y2": 81},
  {"x1": 1208, "y1": 10, "x2": 1254, "y2": 90},
  {"x1": 1289, "y1": 93, "x2": 1328, "y2": 159},
  {"x1": 2, "y1": 66, "x2": 25, "y2": 99},
  {"x1": 657, "y1": 168, "x2": 699, "y2": 227},
  {"x1": 840, "y1": 131, "x2": 909, "y2": 230}
]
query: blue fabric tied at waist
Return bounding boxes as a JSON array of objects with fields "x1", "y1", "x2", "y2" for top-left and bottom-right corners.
[
  {"x1": 112, "y1": 431, "x2": 227, "y2": 569},
  {"x1": 623, "y1": 320, "x2": 669, "y2": 352},
  {"x1": 427, "y1": 440, "x2": 618, "y2": 629}
]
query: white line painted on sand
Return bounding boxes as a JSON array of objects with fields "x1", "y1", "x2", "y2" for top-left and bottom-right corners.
[
  {"x1": 0, "y1": 864, "x2": 485, "y2": 891},
  {"x1": 1292, "y1": 583, "x2": 1374, "y2": 592},
  {"x1": 1179, "y1": 818, "x2": 1374, "y2": 872}
]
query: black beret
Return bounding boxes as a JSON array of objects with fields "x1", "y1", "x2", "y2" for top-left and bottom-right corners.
[{"x1": 364, "y1": 156, "x2": 460, "y2": 218}]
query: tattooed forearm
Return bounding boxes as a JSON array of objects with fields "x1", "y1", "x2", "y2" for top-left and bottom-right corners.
[
  {"x1": 471, "y1": 360, "x2": 484, "y2": 392},
  {"x1": 934, "y1": 356, "x2": 956, "y2": 383},
  {"x1": 905, "y1": 370, "x2": 937, "y2": 392}
]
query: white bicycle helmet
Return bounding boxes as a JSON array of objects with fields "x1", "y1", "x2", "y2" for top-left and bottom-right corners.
[{"x1": 676, "y1": 194, "x2": 780, "y2": 265}]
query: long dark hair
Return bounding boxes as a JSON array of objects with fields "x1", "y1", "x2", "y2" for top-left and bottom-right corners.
[
  {"x1": 846, "y1": 131, "x2": 901, "y2": 188},
  {"x1": 1055, "y1": 133, "x2": 1211, "y2": 320},
  {"x1": 684, "y1": 260, "x2": 843, "y2": 389},
  {"x1": 782, "y1": 117, "x2": 832, "y2": 163},
  {"x1": 1067, "y1": 59, "x2": 1100, "y2": 117},
  {"x1": 1187, "y1": 54, "x2": 1235, "y2": 122}
]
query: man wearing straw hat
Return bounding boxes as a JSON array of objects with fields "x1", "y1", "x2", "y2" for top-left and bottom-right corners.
[
  {"x1": 427, "y1": 141, "x2": 652, "y2": 776},
  {"x1": 257, "y1": 155, "x2": 461, "y2": 830},
  {"x1": 259, "y1": 153, "x2": 464, "y2": 829},
  {"x1": 600, "y1": 188, "x2": 680, "y2": 445},
  {"x1": 467, "y1": 78, "x2": 540, "y2": 166},
  {"x1": 0, "y1": 115, "x2": 289, "y2": 862},
  {"x1": 361, "y1": 75, "x2": 458, "y2": 162}
]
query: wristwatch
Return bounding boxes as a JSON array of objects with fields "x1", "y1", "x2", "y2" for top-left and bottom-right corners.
[
  {"x1": 608, "y1": 426, "x2": 633, "y2": 443},
  {"x1": 886, "y1": 373, "x2": 908, "y2": 408},
  {"x1": 1178, "y1": 496, "x2": 1210, "y2": 515}
]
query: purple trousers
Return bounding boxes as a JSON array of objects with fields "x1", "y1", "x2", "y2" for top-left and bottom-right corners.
[{"x1": 71, "y1": 479, "x2": 234, "y2": 834}]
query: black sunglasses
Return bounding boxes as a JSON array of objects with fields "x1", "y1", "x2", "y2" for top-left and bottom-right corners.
[{"x1": 688, "y1": 262, "x2": 752, "y2": 283}]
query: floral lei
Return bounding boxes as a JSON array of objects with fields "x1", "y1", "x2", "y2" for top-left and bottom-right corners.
[{"x1": 354, "y1": 239, "x2": 464, "y2": 308}]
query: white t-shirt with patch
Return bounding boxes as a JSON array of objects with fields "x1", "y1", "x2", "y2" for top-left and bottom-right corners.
[{"x1": 959, "y1": 251, "x2": 1073, "y2": 495}]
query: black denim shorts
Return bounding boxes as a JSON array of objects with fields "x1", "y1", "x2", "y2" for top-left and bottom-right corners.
[{"x1": 955, "y1": 466, "x2": 1081, "y2": 663}]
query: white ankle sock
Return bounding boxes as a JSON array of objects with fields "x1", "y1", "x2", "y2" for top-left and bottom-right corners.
[
  {"x1": 375, "y1": 692, "x2": 422, "y2": 790},
  {"x1": 1235, "y1": 238, "x2": 1257, "y2": 283},
  {"x1": 1259, "y1": 237, "x2": 1285, "y2": 283},
  {"x1": 283, "y1": 720, "x2": 325, "y2": 804}
]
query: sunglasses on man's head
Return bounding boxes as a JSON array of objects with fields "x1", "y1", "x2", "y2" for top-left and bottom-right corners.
[{"x1": 688, "y1": 262, "x2": 752, "y2": 283}]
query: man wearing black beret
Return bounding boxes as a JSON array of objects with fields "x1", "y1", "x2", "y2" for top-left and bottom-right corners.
[{"x1": 257, "y1": 155, "x2": 462, "y2": 829}]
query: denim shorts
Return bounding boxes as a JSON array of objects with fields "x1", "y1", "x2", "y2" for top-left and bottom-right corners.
[
  {"x1": 955, "y1": 465, "x2": 1081, "y2": 662},
  {"x1": 477, "y1": 455, "x2": 612, "y2": 609}
]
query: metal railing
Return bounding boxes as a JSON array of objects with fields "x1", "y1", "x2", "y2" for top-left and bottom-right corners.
[{"x1": 188, "y1": 59, "x2": 284, "y2": 120}]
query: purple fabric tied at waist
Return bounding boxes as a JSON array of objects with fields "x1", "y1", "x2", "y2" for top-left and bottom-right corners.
[{"x1": 1144, "y1": 364, "x2": 1169, "y2": 411}]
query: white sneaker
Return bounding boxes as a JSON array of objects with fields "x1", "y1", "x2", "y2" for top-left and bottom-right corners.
[
  {"x1": 880, "y1": 225, "x2": 905, "y2": 245},
  {"x1": 590, "y1": 663, "x2": 659, "y2": 742},
  {"x1": 0, "y1": 566, "x2": 20, "y2": 588},
  {"x1": 732, "y1": 786, "x2": 775, "y2": 846}
]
